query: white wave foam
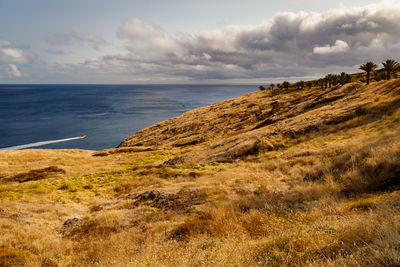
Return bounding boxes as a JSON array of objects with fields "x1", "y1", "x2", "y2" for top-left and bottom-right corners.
[{"x1": 0, "y1": 136, "x2": 86, "y2": 150}]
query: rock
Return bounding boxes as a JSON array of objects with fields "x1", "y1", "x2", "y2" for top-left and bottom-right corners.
[
  {"x1": 92, "y1": 147, "x2": 156, "y2": 157},
  {"x1": 162, "y1": 156, "x2": 185, "y2": 166},
  {"x1": 63, "y1": 218, "x2": 81, "y2": 227},
  {"x1": 206, "y1": 138, "x2": 266, "y2": 162},
  {"x1": 129, "y1": 190, "x2": 208, "y2": 211},
  {"x1": 135, "y1": 190, "x2": 161, "y2": 201}
]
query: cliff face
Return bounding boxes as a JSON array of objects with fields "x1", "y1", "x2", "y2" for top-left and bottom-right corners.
[{"x1": 119, "y1": 79, "x2": 400, "y2": 162}]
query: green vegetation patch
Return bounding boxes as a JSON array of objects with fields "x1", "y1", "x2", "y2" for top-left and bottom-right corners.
[
  {"x1": 132, "y1": 160, "x2": 225, "y2": 179},
  {"x1": 263, "y1": 136, "x2": 302, "y2": 152},
  {"x1": 349, "y1": 199, "x2": 377, "y2": 211},
  {"x1": 128, "y1": 151, "x2": 176, "y2": 169},
  {"x1": 0, "y1": 248, "x2": 31, "y2": 267},
  {"x1": 347, "y1": 194, "x2": 383, "y2": 211},
  {"x1": 0, "y1": 170, "x2": 127, "y2": 202}
]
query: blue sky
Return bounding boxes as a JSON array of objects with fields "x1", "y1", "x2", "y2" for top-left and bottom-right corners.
[{"x1": 0, "y1": 0, "x2": 398, "y2": 83}]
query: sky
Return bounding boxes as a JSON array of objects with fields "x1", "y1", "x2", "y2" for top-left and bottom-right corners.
[{"x1": 0, "y1": 0, "x2": 399, "y2": 84}]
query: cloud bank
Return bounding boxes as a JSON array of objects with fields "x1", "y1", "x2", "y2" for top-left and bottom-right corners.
[
  {"x1": 6, "y1": 0, "x2": 400, "y2": 82},
  {"x1": 80, "y1": 0, "x2": 400, "y2": 82}
]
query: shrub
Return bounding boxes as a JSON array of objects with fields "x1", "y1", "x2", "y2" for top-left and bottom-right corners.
[
  {"x1": 168, "y1": 219, "x2": 225, "y2": 241},
  {"x1": 7, "y1": 166, "x2": 65, "y2": 183},
  {"x1": 0, "y1": 248, "x2": 30, "y2": 266}
]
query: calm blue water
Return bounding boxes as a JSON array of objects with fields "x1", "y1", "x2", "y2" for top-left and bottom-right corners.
[{"x1": 0, "y1": 84, "x2": 256, "y2": 150}]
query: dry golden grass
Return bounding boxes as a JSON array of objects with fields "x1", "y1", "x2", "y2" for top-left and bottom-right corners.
[
  {"x1": 1, "y1": 79, "x2": 400, "y2": 266},
  {"x1": 0, "y1": 149, "x2": 121, "y2": 178}
]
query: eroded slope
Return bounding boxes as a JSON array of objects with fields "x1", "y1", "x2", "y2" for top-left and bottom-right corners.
[{"x1": 120, "y1": 80, "x2": 400, "y2": 163}]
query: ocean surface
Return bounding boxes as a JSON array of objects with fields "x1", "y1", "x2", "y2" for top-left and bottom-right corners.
[{"x1": 0, "y1": 84, "x2": 257, "y2": 150}]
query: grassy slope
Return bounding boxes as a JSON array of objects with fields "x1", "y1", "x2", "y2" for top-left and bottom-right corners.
[{"x1": 1, "y1": 80, "x2": 400, "y2": 266}]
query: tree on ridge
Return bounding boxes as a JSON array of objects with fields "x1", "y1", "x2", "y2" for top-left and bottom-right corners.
[
  {"x1": 296, "y1": 80, "x2": 305, "y2": 89},
  {"x1": 382, "y1": 59, "x2": 400, "y2": 80},
  {"x1": 317, "y1": 78, "x2": 325, "y2": 89},
  {"x1": 359, "y1": 61, "x2": 378, "y2": 85},
  {"x1": 282, "y1": 81, "x2": 290, "y2": 90},
  {"x1": 340, "y1": 72, "x2": 351, "y2": 85},
  {"x1": 325, "y1": 74, "x2": 335, "y2": 88}
]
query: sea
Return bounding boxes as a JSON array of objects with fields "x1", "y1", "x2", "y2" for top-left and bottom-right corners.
[{"x1": 0, "y1": 84, "x2": 257, "y2": 150}]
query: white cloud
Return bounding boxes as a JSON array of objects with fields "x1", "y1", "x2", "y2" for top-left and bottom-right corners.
[
  {"x1": 313, "y1": 40, "x2": 350, "y2": 54},
  {"x1": 7, "y1": 64, "x2": 22, "y2": 77},
  {"x1": 0, "y1": 39, "x2": 30, "y2": 78},
  {"x1": 117, "y1": 17, "x2": 180, "y2": 57},
  {"x1": 0, "y1": 44, "x2": 29, "y2": 64}
]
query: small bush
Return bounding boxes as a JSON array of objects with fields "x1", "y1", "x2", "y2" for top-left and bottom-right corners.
[
  {"x1": 61, "y1": 218, "x2": 118, "y2": 240},
  {"x1": 41, "y1": 257, "x2": 58, "y2": 267},
  {"x1": 168, "y1": 219, "x2": 225, "y2": 241},
  {"x1": 348, "y1": 198, "x2": 378, "y2": 211},
  {"x1": 0, "y1": 248, "x2": 31, "y2": 266}
]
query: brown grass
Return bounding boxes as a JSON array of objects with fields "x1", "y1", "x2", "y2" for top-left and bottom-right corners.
[
  {"x1": 305, "y1": 132, "x2": 400, "y2": 194},
  {"x1": 1, "y1": 79, "x2": 400, "y2": 266}
]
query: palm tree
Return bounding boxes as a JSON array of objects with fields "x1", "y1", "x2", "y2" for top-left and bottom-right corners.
[
  {"x1": 359, "y1": 61, "x2": 377, "y2": 85},
  {"x1": 324, "y1": 75, "x2": 330, "y2": 88},
  {"x1": 307, "y1": 81, "x2": 313, "y2": 89},
  {"x1": 332, "y1": 74, "x2": 340, "y2": 86},
  {"x1": 296, "y1": 80, "x2": 305, "y2": 89},
  {"x1": 276, "y1": 83, "x2": 281, "y2": 89},
  {"x1": 282, "y1": 81, "x2": 290, "y2": 90},
  {"x1": 317, "y1": 79, "x2": 324, "y2": 89},
  {"x1": 340, "y1": 72, "x2": 351, "y2": 85},
  {"x1": 325, "y1": 74, "x2": 335, "y2": 88},
  {"x1": 382, "y1": 59, "x2": 400, "y2": 80},
  {"x1": 270, "y1": 84, "x2": 275, "y2": 90}
]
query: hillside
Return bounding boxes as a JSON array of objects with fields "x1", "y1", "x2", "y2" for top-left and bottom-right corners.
[
  {"x1": 120, "y1": 80, "x2": 400, "y2": 162},
  {"x1": 1, "y1": 79, "x2": 400, "y2": 266}
]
